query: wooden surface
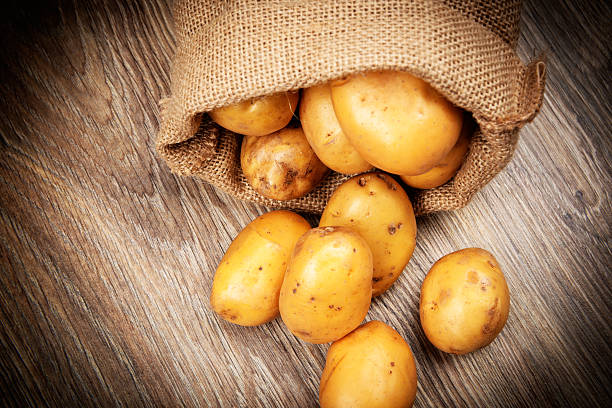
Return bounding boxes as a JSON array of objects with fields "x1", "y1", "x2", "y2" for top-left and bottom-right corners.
[{"x1": 0, "y1": 1, "x2": 610, "y2": 407}]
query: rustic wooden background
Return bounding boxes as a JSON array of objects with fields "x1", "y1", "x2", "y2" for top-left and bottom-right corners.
[{"x1": 0, "y1": 0, "x2": 610, "y2": 407}]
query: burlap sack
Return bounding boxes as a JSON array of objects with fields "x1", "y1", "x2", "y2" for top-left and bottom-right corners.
[{"x1": 157, "y1": 0, "x2": 546, "y2": 215}]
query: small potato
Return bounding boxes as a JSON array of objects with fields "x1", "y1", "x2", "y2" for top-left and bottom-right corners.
[
  {"x1": 300, "y1": 83, "x2": 373, "y2": 174},
  {"x1": 420, "y1": 248, "x2": 510, "y2": 354},
  {"x1": 241, "y1": 127, "x2": 329, "y2": 201},
  {"x1": 320, "y1": 173, "x2": 417, "y2": 297},
  {"x1": 330, "y1": 70, "x2": 463, "y2": 176},
  {"x1": 279, "y1": 226, "x2": 373, "y2": 344},
  {"x1": 319, "y1": 321, "x2": 418, "y2": 408},
  {"x1": 401, "y1": 119, "x2": 471, "y2": 189},
  {"x1": 209, "y1": 91, "x2": 299, "y2": 136},
  {"x1": 210, "y1": 210, "x2": 311, "y2": 326}
]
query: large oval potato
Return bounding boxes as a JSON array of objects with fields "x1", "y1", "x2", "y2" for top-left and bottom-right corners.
[
  {"x1": 401, "y1": 118, "x2": 471, "y2": 189},
  {"x1": 279, "y1": 226, "x2": 373, "y2": 344},
  {"x1": 330, "y1": 70, "x2": 463, "y2": 176},
  {"x1": 210, "y1": 210, "x2": 310, "y2": 326},
  {"x1": 209, "y1": 91, "x2": 299, "y2": 136},
  {"x1": 320, "y1": 173, "x2": 417, "y2": 297},
  {"x1": 241, "y1": 127, "x2": 329, "y2": 201},
  {"x1": 420, "y1": 248, "x2": 510, "y2": 354},
  {"x1": 300, "y1": 83, "x2": 373, "y2": 174},
  {"x1": 319, "y1": 321, "x2": 418, "y2": 408}
]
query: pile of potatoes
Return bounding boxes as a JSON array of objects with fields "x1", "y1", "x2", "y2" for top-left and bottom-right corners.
[
  {"x1": 208, "y1": 71, "x2": 511, "y2": 407},
  {"x1": 209, "y1": 70, "x2": 471, "y2": 200}
]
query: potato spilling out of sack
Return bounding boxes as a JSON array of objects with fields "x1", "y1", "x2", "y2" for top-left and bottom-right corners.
[
  {"x1": 420, "y1": 248, "x2": 510, "y2": 354},
  {"x1": 279, "y1": 226, "x2": 373, "y2": 344},
  {"x1": 401, "y1": 118, "x2": 472, "y2": 189},
  {"x1": 300, "y1": 83, "x2": 373, "y2": 175},
  {"x1": 330, "y1": 70, "x2": 463, "y2": 176},
  {"x1": 240, "y1": 127, "x2": 329, "y2": 201},
  {"x1": 209, "y1": 91, "x2": 299, "y2": 137},
  {"x1": 210, "y1": 210, "x2": 310, "y2": 326},
  {"x1": 319, "y1": 321, "x2": 418, "y2": 408},
  {"x1": 320, "y1": 173, "x2": 417, "y2": 297}
]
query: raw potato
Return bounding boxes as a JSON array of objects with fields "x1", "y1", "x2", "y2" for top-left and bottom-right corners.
[
  {"x1": 279, "y1": 226, "x2": 373, "y2": 344},
  {"x1": 209, "y1": 91, "x2": 299, "y2": 136},
  {"x1": 401, "y1": 118, "x2": 472, "y2": 189},
  {"x1": 420, "y1": 248, "x2": 510, "y2": 354},
  {"x1": 241, "y1": 127, "x2": 329, "y2": 201},
  {"x1": 319, "y1": 173, "x2": 417, "y2": 296},
  {"x1": 210, "y1": 210, "x2": 310, "y2": 326},
  {"x1": 319, "y1": 321, "x2": 417, "y2": 408},
  {"x1": 330, "y1": 70, "x2": 463, "y2": 176},
  {"x1": 300, "y1": 83, "x2": 373, "y2": 174}
]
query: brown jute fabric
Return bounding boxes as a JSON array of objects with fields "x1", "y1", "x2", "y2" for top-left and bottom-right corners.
[{"x1": 156, "y1": 0, "x2": 546, "y2": 216}]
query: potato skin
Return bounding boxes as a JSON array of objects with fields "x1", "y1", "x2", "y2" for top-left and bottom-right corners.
[
  {"x1": 319, "y1": 173, "x2": 417, "y2": 297},
  {"x1": 420, "y1": 248, "x2": 510, "y2": 354},
  {"x1": 300, "y1": 83, "x2": 373, "y2": 174},
  {"x1": 319, "y1": 321, "x2": 417, "y2": 408},
  {"x1": 279, "y1": 226, "x2": 373, "y2": 344},
  {"x1": 241, "y1": 127, "x2": 329, "y2": 201},
  {"x1": 330, "y1": 70, "x2": 463, "y2": 176},
  {"x1": 210, "y1": 210, "x2": 310, "y2": 326},
  {"x1": 209, "y1": 91, "x2": 299, "y2": 136},
  {"x1": 401, "y1": 118, "x2": 471, "y2": 189}
]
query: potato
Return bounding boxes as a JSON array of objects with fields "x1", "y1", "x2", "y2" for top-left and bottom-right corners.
[
  {"x1": 400, "y1": 118, "x2": 471, "y2": 189},
  {"x1": 319, "y1": 173, "x2": 417, "y2": 297},
  {"x1": 319, "y1": 321, "x2": 417, "y2": 408},
  {"x1": 330, "y1": 70, "x2": 463, "y2": 176},
  {"x1": 279, "y1": 226, "x2": 372, "y2": 344},
  {"x1": 420, "y1": 248, "x2": 510, "y2": 354},
  {"x1": 241, "y1": 127, "x2": 329, "y2": 200},
  {"x1": 300, "y1": 83, "x2": 373, "y2": 174},
  {"x1": 210, "y1": 210, "x2": 310, "y2": 326},
  {"x1": 209, "y1": 91, "x2": 299, "y2": 136}
]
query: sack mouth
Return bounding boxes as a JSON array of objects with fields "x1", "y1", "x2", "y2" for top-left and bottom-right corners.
[
  {"x1": 157, "y1": 0, "x2": 547, "y2": 215},
  {"x1": 161, "y1": 53, "x2": 546, "y2": 164}
]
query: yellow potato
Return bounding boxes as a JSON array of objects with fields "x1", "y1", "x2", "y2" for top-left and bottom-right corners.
[
  {"x1": 300, "y1": 83, "x2": 373, "y2": 174},
  {"x1": 209, "y1": 91, "x2": 299, "y2": 136},
  {"x1": 210, "y1": 210, "x2": 310, "y2": 326},
  {"x1": 319, "y1": 321, "x2": 418, "y2": 408},
  {"x1": 420, "y1": 248, "x2": 510, "y2": 354},
  {"x1": 241, "y1": 127, "x2": 329, "y2": 201},
  {"x1": 319, "y1": 173, "x2": 417, "y2": 297},
  {"x1": 401, "y1": 118, "x2": 471, "y2": 189},
  {"x1": 330, "y1": 70, "x2": 463, "y2": 176},
  {"x1": 279, "y1": 226, "x2": 373, "y2": 344}
]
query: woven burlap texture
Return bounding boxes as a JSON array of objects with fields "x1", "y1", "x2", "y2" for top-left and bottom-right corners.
[{"x1": 156, "y1": 0, "x2": 546, "y2": 215}]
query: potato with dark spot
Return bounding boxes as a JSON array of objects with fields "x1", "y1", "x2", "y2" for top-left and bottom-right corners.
[
  {"x1": 419, "y1": 248, "x2": 510, "y2": 354},
  {"x1": 401, "y1": 118, "x2": 471, "y2": 189},
  {"x1": 319, "y1": 321, "x2": 417, "y2": 408},
  {"x1": 241, "y1": 127, "x2": 329, "y2": 200},
  {"x1": 330, "y1": 70, "x2": 463, "y2": 176},
  {"x1": 210, "y1": 210, "x2": 310, "y2": 326},
  {"x1": 279, "y1": 226, "x2": 373, "y2": 344},
  {"x1": 320, "y1": 173, "x2": 417, "y2": 296},
  {"x1": 209, "y1": 91, "x2": 299, "y2": 136},
  {"x1": 300, "y1": 83, "x2": 373, "y2": 174}
]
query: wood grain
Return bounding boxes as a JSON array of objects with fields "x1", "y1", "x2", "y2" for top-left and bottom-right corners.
[{"x1": 0, "y1": 0, "x2": 610, "y2": 407}]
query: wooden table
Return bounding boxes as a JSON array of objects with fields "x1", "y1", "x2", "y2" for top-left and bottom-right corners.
[{"x1": 1, "y1": 1, "x2": 610, "y2": 407}]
